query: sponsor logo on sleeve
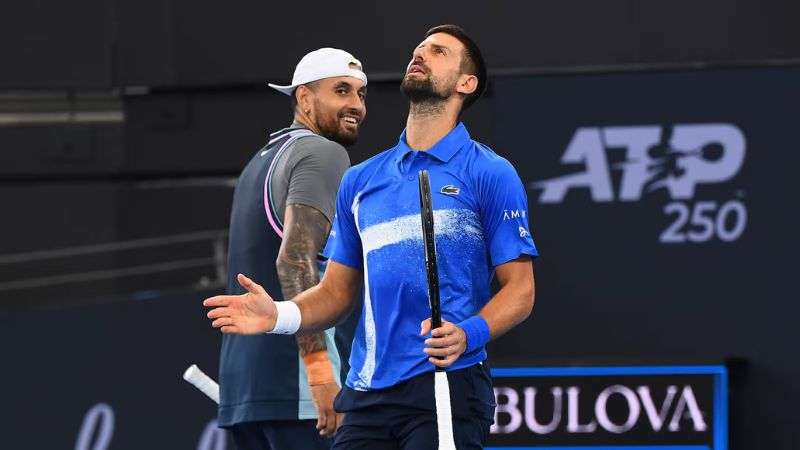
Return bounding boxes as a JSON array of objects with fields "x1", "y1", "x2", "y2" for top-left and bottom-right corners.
[{"x1": 503, "y1": 209, "x2": 527, "y2": 220}]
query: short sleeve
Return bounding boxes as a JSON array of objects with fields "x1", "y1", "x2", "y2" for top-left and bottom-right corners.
[
  {"x1": 477, "y1": 158, "x2": 539, "y2": 267},
  {"x1": 286, "y1": 138, "x2": 350, "y2": 222},
  {"x1": 322, "y1": 169, "x2": 363, "y2": 269}
]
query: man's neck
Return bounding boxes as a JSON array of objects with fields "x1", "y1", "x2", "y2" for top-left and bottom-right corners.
[
  {"x1": 294, "y1": 114, "x2": 320, "y2": 135},
  {"x1": 404, "y1": 99, "x2": 459, "y2": 150}
]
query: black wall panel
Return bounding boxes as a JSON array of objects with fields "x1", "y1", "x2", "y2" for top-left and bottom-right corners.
[
  {"x1": 129, "y1": 0, "x2": 800, "y2": 88},
  {"x1": 123, "y1": 90, "x2": 290, "y2": 174},
  {"x1": 0, "y1": 183, "x2": 118, "y2": 255},
  {"x1": 0, "y1": 293, "x2": 225, "y2": 449},
  {"x1": 0, "y1": 125, "x2": 124, "y2": 177},
  {"x1": 0, "y1": 183, "x2": 120, "y2": 308},
  {"x1": 4, "y1": 0, "x2": 800, "y2": 89},
  {"x1": 0, "y1": 180, "x2": 232, "y2": 310},
  {"x1": 0, "y1": 0, "x2": 114, "y2": 88},
  {"x1": 113, "y1": 0, "x2": 175, "y2": 87}
]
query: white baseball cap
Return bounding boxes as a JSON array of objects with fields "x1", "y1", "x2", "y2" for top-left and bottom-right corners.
[{"x1": 268, "y1": 48, "x2": 368, "y2": 96}]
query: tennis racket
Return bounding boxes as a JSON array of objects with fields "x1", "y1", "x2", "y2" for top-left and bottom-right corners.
[{"x1": 418, "y1": 170, "x2": 456, "y2": 450}]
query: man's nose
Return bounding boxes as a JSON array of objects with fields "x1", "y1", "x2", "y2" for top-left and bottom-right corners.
[
  {"x1": 347, "y1": 92, "x2": 365, "y2": 111},
  {"x1": 411, "y1": 47, "x2": 425, "y2": 62}
]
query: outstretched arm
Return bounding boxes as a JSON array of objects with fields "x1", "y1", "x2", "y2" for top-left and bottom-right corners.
[
  {"x1": 203, "y1": 260, "x2": 361, "y2": 334},
  {"x1": 276, "y1": 204, "x2": 331, "y2": 355},
  {"x1": 202, "y1": 190, "x2": 360, "y2": 334}
]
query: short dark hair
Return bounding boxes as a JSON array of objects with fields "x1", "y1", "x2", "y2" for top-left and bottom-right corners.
[{"x1": 425, "y1": 24, "x2": 487, "y2": 110}]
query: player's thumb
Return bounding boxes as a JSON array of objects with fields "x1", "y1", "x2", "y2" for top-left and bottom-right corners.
[
  {"x1": 237, "y1": 273, "x2": 264, "y2": 295},
  {"x1": 420, "y1": 318, "x2": 432, "y2": 336}
]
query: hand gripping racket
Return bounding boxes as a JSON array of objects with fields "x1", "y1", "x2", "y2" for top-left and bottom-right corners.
[{"x1": 418, "y1": 170, "x2": 457, "y2": 450}]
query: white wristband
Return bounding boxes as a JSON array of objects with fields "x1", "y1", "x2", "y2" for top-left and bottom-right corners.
[{"x1": 270, "y1": 301, "x2": 302, "y2": 335}]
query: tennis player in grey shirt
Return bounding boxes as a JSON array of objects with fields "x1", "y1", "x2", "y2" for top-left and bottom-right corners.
[{"x1": 218, "y1": 48, "x2": 367, "y2": 449}]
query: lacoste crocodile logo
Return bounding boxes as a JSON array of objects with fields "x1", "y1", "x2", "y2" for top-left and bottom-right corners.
[{"x1": 440, "y1": 185, "x2": 460, "y2": 196}]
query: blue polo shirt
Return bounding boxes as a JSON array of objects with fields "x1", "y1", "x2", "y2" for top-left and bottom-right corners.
[{"x1": 323, "y1": 122, "x2": 538, "y2": 391}]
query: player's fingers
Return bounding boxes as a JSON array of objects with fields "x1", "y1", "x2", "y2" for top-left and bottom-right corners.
[
  {"x1": 425, "y1": 333, "x2": 460, "y2": 348},
  {"x1": 316, "y1": 411, "x2": 327, "y2": 430},
  {"x1": 424, "y1": 336, "x2": 447, "y2": 348},
  {"x1": 212, "y1": 317, "x2": 234, "y2": 328},
  {"x1": 427, "y1": 326, "x2": 462, "y2": 347},
  {"x1": 419, "y1": 318, "x2": 432, "y2": 336},
  {"x1": 237, "y1": 273, "x2": 266, "y2": 295},
  {"x1": 334, "y1": 412, "x2": 344, "y2": 432},
  {"x1": 429, "y1": 356, "x2": 448, "y2": 367},
  {"x1": 203, "y1": 295, "x2": 231, "y2": 307},
  {"x1": 207, "y1": 307, "x2": 231, "y2": 319},
  {"x1": 425, "y1": 344, "x2": 460, "y2": 356},
  {"x1": 424, "y1": 347, "x2": 446, "y2": 357},
  {"x1": 221, "y1": 325, "x2": 239, "y2": 334},
  {"x1": 423, "y1": 345, "x2": 458, "y2": 357},
  {"x1": 429, "y1": 353, "x2": 457, "y2": 368},
  {"x1": 431, "y1": 321, "x2": 456, "y2": 337},
  {"x1": 323, "y1": 410, "x2": 337, "y2": 436}
]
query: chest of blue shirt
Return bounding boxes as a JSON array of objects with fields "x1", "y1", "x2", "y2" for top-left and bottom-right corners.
[{"x1": 353, "y1": 143, "x2": 492, "y2": 333}]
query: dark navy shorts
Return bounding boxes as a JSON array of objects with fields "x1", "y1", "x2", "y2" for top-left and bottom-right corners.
[
  {"x1": 332, "y1": 363, "x2": 496, "y2": 450},
  {"x1": 229, "y1": 419, "x2": 331, "y2": 450}
]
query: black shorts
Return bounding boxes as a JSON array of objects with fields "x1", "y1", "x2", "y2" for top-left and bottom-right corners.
[
  {"x1": 332, "y1": 363, "x2": 496, "y2": 450},
  {"x1": 229, "y1": 420, "x2": 331, "y2": 450}
]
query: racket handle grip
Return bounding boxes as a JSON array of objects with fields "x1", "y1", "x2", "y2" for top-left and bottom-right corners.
[
  {"x1": 434, "y1": 371, "x2": 456, "y2": 450},
  {"x1": 183, "y1": 364, "x2": 220, "y2": 404}
]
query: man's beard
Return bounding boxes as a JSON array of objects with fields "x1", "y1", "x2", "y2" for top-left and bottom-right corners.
[
  {"x1": 400, "y1": 76, "x2": 450, "y2": 105},
  {"x1": 315, "y1": 106, "x2": 360, "y2": 146}
]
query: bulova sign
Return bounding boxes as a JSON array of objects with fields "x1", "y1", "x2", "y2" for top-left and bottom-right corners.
[{"x1": 487, "y1": 365, "x2": 727, "y2": 449}]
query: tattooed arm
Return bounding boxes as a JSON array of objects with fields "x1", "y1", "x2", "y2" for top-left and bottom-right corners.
[
  {"x1": 276, "y1": 203, "x2": 343, "y2": 436},
  {"x1": 276, "y1": 203, "x2": 331, "y2": 356}
]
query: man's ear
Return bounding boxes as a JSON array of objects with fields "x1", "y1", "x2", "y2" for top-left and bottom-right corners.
[
  {"x1": 456, "y1": 74, "x2": 478, "y2": 96},
  {"x1": 296, "y1": 85, "x2": 313, "y2": 115}
]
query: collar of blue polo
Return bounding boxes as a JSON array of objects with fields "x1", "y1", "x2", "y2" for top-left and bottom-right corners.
[{"x1": 395, "y1": 122, "x2": 471, "y2": 162}]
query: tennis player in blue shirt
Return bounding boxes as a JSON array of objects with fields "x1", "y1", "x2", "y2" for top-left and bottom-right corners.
[{"x1": 205, "y1": 24, "x2": 537, "y2": 449}]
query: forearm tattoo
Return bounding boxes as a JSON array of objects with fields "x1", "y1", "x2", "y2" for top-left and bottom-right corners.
[{"x1": 277, "y1": 204, "x2": 331, "y2": 357}]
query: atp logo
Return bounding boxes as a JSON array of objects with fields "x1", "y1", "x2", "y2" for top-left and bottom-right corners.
[{"x1": 531, "y1": 123, "x2": 748, "y2": 244}]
